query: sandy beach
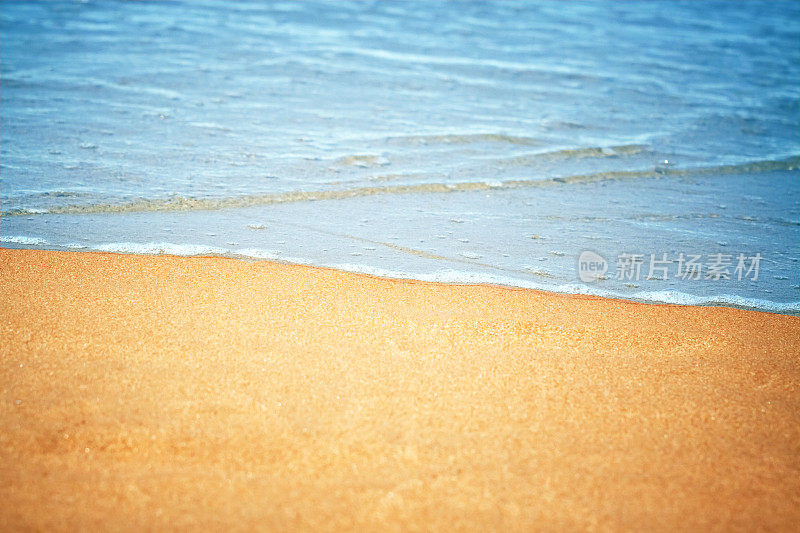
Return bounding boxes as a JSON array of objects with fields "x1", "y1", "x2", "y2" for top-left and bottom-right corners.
[{"x1": 1, "y1": 248, "x2": 798, "y2": 530}]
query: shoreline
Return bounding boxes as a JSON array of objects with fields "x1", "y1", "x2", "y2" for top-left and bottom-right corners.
[
  {"x1": 2, "y1": 244, "x2": 797, "y2": 316},
  {"x1": 2, "y1": 248, "x2": 799, "y2": 530}
]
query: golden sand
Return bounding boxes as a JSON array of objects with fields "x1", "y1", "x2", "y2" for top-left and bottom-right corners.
[{"x1": 1, "y1": 248, "x2": 798, "y2": 530}]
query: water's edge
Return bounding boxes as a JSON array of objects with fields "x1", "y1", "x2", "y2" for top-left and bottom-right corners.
[{"x1": 3, "y1": 243, "x2": 797, "y2": 316}]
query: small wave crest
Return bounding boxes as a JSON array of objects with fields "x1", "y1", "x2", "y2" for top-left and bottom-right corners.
[
  {"x1": 0, "y1": 235, "x2": 47, "y2": 245},
  {"x1": 385, "y1": 133, "x2": 542, "y2": 146},
  {"x1": 494, "y1": 144, "x2": 648, "y2": 167},
  {"x1": 6, "y1": 156, "x2": 797, "y2": 217}
]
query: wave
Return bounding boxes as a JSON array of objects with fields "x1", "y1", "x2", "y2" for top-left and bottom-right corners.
[
  {"x1": 385, "y1": 133, "x2": 543, "y2": 146},
  {"x1": 494, "y1": 144, "x2": 648, "y2": 166},
  {"x1": 4, "y1": 156, "x2": 797, "y2": 217}
]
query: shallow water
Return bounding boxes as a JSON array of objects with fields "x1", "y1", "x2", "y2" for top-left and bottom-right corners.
[{"x1": 2, "y1": 1, "x2": 798, "y2": 312}]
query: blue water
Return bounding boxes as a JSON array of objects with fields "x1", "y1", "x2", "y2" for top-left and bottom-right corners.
[{"x1": 2, "y1": 0, "x2": 799, "y2": 312}]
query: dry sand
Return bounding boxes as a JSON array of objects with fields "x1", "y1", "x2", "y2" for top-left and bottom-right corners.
[{"x1": 1, "y1": 248, "x2": 798, "y2": 531}]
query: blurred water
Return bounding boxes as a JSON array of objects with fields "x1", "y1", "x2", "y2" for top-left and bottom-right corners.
[{"x1": 2, "y1": 1, "x2": 798, "y2": 311}]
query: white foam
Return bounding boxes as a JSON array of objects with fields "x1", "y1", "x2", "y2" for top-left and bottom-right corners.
[
  {"x1": 1, "y1": 235, "x2": 47, "y2": 245},
  {"x1": 631, "y1": 290, "x2": 800, "y2": 313},
  {"x1": 235, "y1": 248, "x2": 281, "y2": 260},
  {"x1": 326, "y1": 264, "x2": 800, "y2": 313},
  {"x1": 93, "y1": 242, "x2": 227, "y2": 256}
]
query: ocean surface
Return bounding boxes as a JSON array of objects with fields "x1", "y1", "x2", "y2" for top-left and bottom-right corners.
[{"x1": 2, "y1": 0, "x2": 798, "y2": 313}]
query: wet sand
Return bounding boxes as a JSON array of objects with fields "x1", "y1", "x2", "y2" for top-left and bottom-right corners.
[{"x1": 1, "y1": 248, "x2": 798, "y2": 531}]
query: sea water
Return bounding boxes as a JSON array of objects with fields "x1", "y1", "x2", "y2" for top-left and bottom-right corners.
[{"x1": 2, "y1": 0, "x2": 798, "y2": 313}]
